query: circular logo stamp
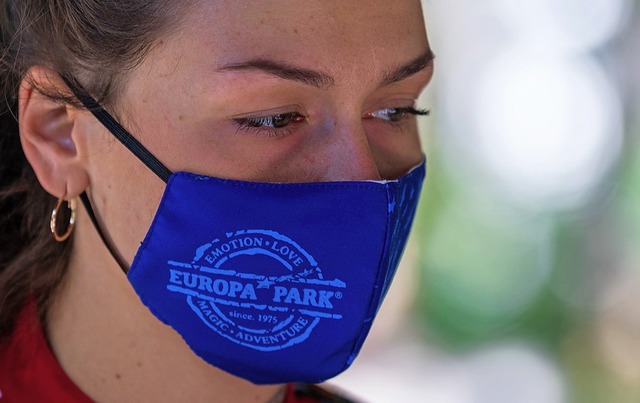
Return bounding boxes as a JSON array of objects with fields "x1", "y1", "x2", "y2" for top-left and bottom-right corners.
[{"x1": 165, "y1": 229, "x2": 345, "y2": 351}]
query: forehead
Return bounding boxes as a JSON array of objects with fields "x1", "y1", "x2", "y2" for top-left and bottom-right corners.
[{"x1": 163, "y1": 0, "x2": 428, "y2": 81}]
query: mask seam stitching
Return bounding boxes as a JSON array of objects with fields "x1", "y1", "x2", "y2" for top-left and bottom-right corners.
[
  {"x1": 342, "y1": 183, "x2": 394, "y2": 368},
  {"x1": 174, "y1": 172, "x2": 392, "y2": 190}
]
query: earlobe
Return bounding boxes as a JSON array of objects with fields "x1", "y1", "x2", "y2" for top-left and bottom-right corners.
[{"x1": 18, "y1": 67, "x2": 89, "y2": 198}]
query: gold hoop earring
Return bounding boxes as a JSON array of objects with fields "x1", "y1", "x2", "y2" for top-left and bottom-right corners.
[{"x1": 50, "y1": 197, "x2": 77, "y2": 242}]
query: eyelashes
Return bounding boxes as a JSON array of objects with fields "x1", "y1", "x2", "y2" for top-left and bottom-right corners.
[
  {"x1": 233, "y1": 112, "x2": 305, "y2": 139},
  {"x1": 233, "y1": 106, "x2": 430, "y2": 138},
  {"x1": 363, "y1": 106, "x2": 430, "y2": 123},
  {"x1": 235, "y1": 112, "x2": 306, "y2": 130}
]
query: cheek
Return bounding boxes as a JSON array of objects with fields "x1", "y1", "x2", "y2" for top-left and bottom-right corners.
[
  {"x1": 367, "y1": 123, "x2": 424, "y2": 179},
  {"x1": 86, "y1": 129, "x2": 167, "y2": 265}
]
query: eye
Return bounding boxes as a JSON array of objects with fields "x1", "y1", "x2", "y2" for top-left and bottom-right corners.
[
  {"x1": 234, "y1": 112, "x2": 305, "y2": 129},
  {"x1": 232, "y1": 111, "x2": 307, "y2": 139},
  {"x1": 364, "y1": 106, "x2": 430, "y2": 122}
]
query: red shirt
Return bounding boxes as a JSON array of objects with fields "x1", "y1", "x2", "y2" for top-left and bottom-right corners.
[{"x1": 0, "y1": 301, "x2": 351, "y2": 402}]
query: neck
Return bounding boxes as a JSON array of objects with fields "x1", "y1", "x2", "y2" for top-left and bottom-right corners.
[{"x1": 46, "y1": 207, "x2": 283, "y2": 402}]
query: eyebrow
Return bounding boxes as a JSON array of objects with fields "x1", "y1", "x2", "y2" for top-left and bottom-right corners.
[
  {"x1": 217, "y1": 47, "x2": 434, "y2": 89},
  {"x1": 381, "y1": 48, "x2": 435, "y2": 86},
  {"x1": 218, "y1": 59, "x2": 335, "y2": 89}
]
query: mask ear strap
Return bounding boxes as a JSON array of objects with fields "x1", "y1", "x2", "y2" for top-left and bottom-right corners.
[
  {"x1": 61, "y1": 76, "x2": 173, "y2": 183},
  {"x1": 62, "y1": 76, "x2": 172, "y2": 274},
  {"x1": 79, "y1": 192, "x2": 129, "y2": 274}
]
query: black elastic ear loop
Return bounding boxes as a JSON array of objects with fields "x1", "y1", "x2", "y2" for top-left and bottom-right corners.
[
  {"x1": 62, "y1": 76, "x2": 173, "y2": 274},
  {"x1": 61, "y1": 76, "x2": 172, "y2": 183},
  {"x1": 79, "y1": 193, "x2": 129, "y2": 274}
]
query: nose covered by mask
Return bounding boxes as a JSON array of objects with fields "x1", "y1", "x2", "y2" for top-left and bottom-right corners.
[{"x1": 66, "y1": 79, "x2": 426, "y2": 385}]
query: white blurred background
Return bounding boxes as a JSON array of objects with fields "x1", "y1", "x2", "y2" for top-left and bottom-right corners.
[{"x1": 332, "y1": 1, "x2": 640, "y2": 402}]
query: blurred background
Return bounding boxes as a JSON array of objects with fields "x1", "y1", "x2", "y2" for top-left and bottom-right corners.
[{"x1": 332, "y1": 1, "x2": 640, "y2": 402}]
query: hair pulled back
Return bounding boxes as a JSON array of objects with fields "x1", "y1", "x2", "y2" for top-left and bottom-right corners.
[{"x1": 0, "y1": 0, "x2": 184, "y2": 339}]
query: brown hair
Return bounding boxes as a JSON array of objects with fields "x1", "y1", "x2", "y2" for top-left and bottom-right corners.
[{"x1": 0, "y1": 0, "x2": 186, "y2": 339}]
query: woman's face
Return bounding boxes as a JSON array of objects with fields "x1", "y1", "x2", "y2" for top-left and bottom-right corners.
[{"x1": 82, "y1": 0, "x2": 433, "y2": 264}]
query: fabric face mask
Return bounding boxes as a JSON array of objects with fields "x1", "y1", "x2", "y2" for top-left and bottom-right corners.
[{"x1": 66, "y1": 79, "x2": 426, "y2": 385}]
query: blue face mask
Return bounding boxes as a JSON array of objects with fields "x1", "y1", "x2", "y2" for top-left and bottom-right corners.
[{"x1": 66, "y1": 79, "x2": 426, "y2": 385}]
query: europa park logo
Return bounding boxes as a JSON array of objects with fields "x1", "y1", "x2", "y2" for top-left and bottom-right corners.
[{"x1": 165, "y1": 229, "x2": 346, "y2": 351}]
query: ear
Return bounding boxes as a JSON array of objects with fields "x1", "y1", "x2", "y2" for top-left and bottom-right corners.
[{"x1": 19, "y1": 67, "x2": 89, "y2": 199}]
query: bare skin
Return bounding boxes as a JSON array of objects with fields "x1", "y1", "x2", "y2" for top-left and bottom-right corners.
[{"x1": 19, "y1": 0, "x2": 433, "y2": 401}]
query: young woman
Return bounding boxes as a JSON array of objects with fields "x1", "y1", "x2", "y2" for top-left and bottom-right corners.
[{"x1": 0, "y1": 1, "x2": 434, "y2": 401}]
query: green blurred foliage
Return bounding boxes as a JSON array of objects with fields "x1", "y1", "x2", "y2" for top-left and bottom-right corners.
[{"x1": 412, "y1": 34, "x2": 640, "y2": 402}]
